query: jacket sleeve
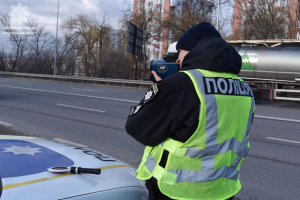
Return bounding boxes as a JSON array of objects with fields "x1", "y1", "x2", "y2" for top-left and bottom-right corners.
[{"x1": 125, "y1": 79, "x2": 177, "y2": 147}]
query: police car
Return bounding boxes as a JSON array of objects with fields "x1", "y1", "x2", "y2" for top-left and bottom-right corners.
[{"x1": 0, "y1": 135, "x2": 148, "y2": 200}]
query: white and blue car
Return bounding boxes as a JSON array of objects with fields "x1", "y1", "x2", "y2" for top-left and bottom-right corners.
[{"x1": 0, "y1": 135, "x2": 148, "y2": 200}]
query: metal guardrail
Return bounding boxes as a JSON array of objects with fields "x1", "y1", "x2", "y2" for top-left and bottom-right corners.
[
  {"x1": 228, "y1": 39, "x2": 300, "y2": 44},
  {"x1": 240, "y1": 76, "x2": 298, "y2": 84},
  {"x1": 1, "y1": 71, "x2": 296, "y2": 85},
  {"x1": 1, "y1": 71, "x2": 300, "y2": 102},
  {"x1": 0, "y1": 72, "x2": 152, "y2": 87},
  {"x1": 273, "y1": 89, "x2": 300, "y2": 102}
]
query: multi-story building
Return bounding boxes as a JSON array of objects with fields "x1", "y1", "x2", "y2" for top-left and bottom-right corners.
[
  {"x1": 109, "y1": 29, "x2": 125, "y2": 50},
  {"x1": 134, "y1": 0, "x2": 172, "y2": 61},
  {"x1": 232, "y1": 0, "x2": 300, "y2": 39},
  {"x1": 133, "y1": 0, "x2": 214, "y2": 61}
]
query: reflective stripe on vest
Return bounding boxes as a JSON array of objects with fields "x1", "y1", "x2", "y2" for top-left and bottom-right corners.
[{"x1": 143, "y1": 69, "x2": 254, "y2": 184}]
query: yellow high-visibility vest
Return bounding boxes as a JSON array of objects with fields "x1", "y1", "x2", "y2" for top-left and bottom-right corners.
[{"x1": 136, "y1": 69, "x2": 255, "y2": 200}]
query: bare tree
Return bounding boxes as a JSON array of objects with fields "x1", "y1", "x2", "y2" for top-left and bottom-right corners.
[
  {"x1": 0, "y1": 48, "x2": 7, "y2": 71},
  {"x1": 30, "y1": 48, "x2": 53, "y2": 74},
  {"x1": 164, "y1": 0, "x2": 213, "y2": 41},
  {"x1": 25, "y1": 18, "x2": 53, "y2": 73},
  {"x1": 0, "y1": 12, "x2": 29, "y2": 72},
  {"x1": 1, "y1": 10, "x2": 134, "y2": 79},
  {"x1": 92, "y1": 13, "x2": 111, "y2": 78},
  {"x1": 232, "y1": 0, "x2": 299, "y2": 39},
  {"x1": 62, "y1": 14, "x2": 94, "y2": 77},
  {"x1": 0, "y1": 13, "x2": 56, "y2": 74},
  {"x1": 120, "y1": 0, "x2": 163, "y2": 80},
  {"x1": 163, "y1": 0, "x2": 231, "y2": 42},
  {"x1": 62, "y1": 14, "x2": 111, "y2": 77},
  {"x1": 99, "y1": 47, "x2": 132, "y2": 79},
  {"x1": 56, "y1": 29, "x2": 79, "y2": 75}
]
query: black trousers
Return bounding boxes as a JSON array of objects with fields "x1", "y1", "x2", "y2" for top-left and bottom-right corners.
[
  {"x1": 146, "y1": 178, "x2": 173, "y2": 200},
  {"x1": 146, "y1": 178, "x2": 235, "y2": 200}
]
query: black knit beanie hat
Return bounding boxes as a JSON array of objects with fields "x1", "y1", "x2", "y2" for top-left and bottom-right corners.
[{"x1": 176, "y1": 22, "x2": 221, "y2": 51}]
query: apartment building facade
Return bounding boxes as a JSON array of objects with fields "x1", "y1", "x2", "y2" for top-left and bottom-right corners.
[
  {"x1": 232, "y1": 0, "x2": 300, "y2": 39},
  {"x1": 133, "y1": 0, "x2": 214, "y2": 61},
  {"x1": 133, "y1": 0, "x2": 173, "y2": 61},
  {"x1": 110, "y1": 29, "x2": 125, "y2": 50}
]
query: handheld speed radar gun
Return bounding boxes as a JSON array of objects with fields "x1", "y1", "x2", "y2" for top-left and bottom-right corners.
[{"x1": 150, "y1": 42, "x2": 179, "y2": 81}]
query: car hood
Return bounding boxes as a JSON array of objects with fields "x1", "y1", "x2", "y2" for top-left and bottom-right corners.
[{"x1": 0, "y1": 135, "x2": 146, "y2": 199}]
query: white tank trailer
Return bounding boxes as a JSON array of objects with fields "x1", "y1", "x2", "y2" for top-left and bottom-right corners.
[
  {"x1": 168, "y1": 40, "x2": 300, "y2": 81},
  {"x1": 229, "y1": 40, "x2": 300, "y2": 82},
  {"x1": 167, "y1": 40, "x2": 300, "y2": 100}
]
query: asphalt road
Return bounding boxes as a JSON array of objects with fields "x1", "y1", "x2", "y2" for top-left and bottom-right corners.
[{"x1": 0, "y1": 77, "x2": 300, "y2": 200}]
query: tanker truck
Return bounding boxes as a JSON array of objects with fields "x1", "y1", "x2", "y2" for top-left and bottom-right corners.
[
  {"x1": 229, "y1": 40, "x2": 300, "y2": 82},
  {"x1": 162, "y1": 40, "x2": 300, "y2": 101}
]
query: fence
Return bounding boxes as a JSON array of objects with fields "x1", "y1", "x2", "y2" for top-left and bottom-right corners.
[{"x1": 0, "y1": 72, "x2": 152, "y2": 87}]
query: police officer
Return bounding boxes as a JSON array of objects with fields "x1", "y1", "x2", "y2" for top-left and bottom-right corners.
[{"x1": 126, "y1": 22, "x2": 255, "y2": 200}]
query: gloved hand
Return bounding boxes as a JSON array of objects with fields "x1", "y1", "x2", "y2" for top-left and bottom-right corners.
[{"x1": 150, "y1": 71, "x2": 162, "y2": 83}]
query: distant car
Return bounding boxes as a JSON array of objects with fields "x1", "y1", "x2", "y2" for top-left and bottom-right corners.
[{"x1": 0, "y1": 135, "x2": 148, "y2": 200}]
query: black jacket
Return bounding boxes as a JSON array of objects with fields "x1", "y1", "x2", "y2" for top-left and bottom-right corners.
[{"x1": 125, "y1": 37, "x2": 242, "y2": 147}]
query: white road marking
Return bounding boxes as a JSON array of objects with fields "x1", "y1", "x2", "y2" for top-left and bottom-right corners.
[
  {"x1": 71, "y1": 88, "x2": 96, "y2": 92},
  {"x1": 255, "y1": 115, "x2": 300, "y2": 123},
  {"x1": 16, "y1": 82, "x2": 33, "y2": 85},
  {"x1": 266, "y1": 137, "x2": 300, "y2": 144},
  {"x1": 0, "y1": 120, "x2": 13, "y2": 127},
  {"x1": 53, "y1": 138, "x2": 88, "y2": 148},
  {"x1": 56, "y1": 104, "x2": 106, "y2": 113},
  {"x1": 0, "y1": 84, "x2": 139, "y2": 103}
]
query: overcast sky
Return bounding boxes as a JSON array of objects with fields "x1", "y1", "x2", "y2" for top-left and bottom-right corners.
[
  {"x1": 1, "y1": 0, "x2": 233, "y2": 49},
  {"x1": 0, "y1": 0, "x2": 131, "y2": 45}
]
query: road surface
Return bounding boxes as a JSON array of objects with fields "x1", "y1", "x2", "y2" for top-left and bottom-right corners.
[{"x1": 0, "y1": 77, "x2": 299, "y2": 200}]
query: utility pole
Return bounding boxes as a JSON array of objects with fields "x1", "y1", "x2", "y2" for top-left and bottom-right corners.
[
  {"x1": 216, "y1": 0, "x2": 220, "y2": 31},
  {"x1": 54, "y1": 0, "x2": 60, "y2": 76}
]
